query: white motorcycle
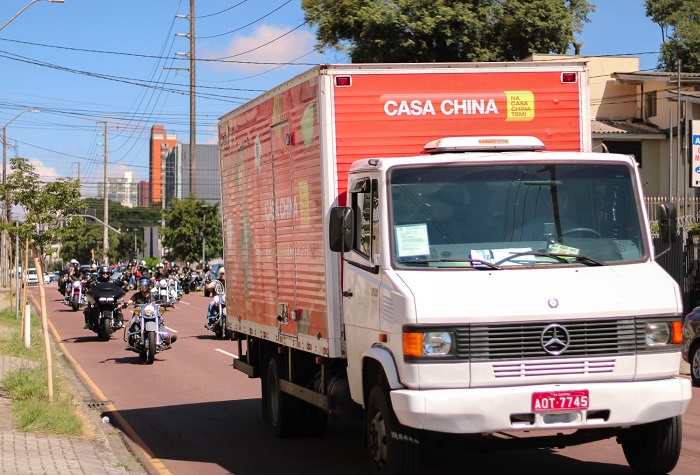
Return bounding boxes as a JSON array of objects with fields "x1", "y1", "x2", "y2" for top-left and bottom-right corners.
[{"x1": 124, "y1": 303, "x2": 174, "y2": 364}]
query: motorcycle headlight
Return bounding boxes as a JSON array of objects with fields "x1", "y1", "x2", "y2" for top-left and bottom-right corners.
[
  {"x1": 402, "y1": 328, "x2": 455, "y2": 362},
  {"x1": 144, "y1": 304, "x2": 155, "y2": 316}
]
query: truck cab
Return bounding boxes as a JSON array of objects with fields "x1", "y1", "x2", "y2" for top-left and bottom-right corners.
[{"x1": 331, "y1": 136, "x2": 691, "y2": 474}]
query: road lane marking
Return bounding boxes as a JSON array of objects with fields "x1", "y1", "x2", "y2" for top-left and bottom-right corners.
[
  {"x1": 215, "y1": 348, "x2": 238, "y2": 359},
  {"x1": 164, "y1": 325, "x2": 177, "y2": 333}
]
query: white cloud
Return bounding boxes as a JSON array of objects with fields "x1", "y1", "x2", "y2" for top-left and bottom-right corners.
[
  {"x1": 204, "y1": 25, "x2": 321, "y2": 75},
  {"x1": 28, "y1": 159, "x2": 60, "y2": 182}
]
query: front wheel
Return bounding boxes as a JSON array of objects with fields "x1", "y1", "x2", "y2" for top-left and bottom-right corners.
[
  {"x1": 689, "y1": 342, "x2": 700, "y2": 387},
  {"x1": 71, "y1": 295, "x2": 79, "y2": 312},
  {"x1": 145, "y1": 330, "x2": 156, "y2": 364},
  {"x1": 620, "y1": 416, "x2": 682, "y2": 475},
  {"x1": 100, "y1": 318, "x2": 111, "y2": 341},
  {"x1": 366, "y1": 385, "x2": 420, "y2": 475}
]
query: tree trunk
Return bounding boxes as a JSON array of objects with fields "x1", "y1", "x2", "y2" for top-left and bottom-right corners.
[{"x1": 20, "y1": 238, "x2": 29, "y2": 343}]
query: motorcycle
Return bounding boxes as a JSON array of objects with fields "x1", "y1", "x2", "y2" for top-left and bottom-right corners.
[
  {"x1": 64, "y1": 279, "x2": 87, "y2": 312},
  {"x1": 205, "y1": 280, "x2": 229, "y2": 339},
  {"x1": 84, "y1": 286, "x2": 125, "y2": 341},
  {"x1": 182, "y1": 269, "x2": 200, "y2": 294},
  {"x1": 124, "y1": 303, "x2": 174, "y2": 364},
  {"x1": 154, "y1": 278, "x2": 175, "y2": 307}
]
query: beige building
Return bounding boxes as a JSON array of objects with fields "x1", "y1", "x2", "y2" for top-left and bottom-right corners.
[{"x1": 529, "y1": 54, "x2": 698, "y2": 201}]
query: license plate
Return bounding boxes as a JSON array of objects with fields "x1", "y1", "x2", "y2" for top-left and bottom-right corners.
[{"x1": 531, "y1": 390, "x2": 589, "y2": 413}]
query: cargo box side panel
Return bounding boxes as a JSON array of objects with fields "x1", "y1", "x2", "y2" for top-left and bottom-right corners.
[
  {"x1": 219, "y1": 78, "x2": 331, "y2": 356},
  {"x1": 331, "y1": 69, "x2": 585, "y2": 164}
]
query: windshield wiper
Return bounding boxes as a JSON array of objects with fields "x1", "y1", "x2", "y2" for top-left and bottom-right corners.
[
  {"x1": 494, "y1": 251, "x2": 607, "y2": 266},
  {"x1": 398, "y1": 258, "x2": 502, "y2": 270}
]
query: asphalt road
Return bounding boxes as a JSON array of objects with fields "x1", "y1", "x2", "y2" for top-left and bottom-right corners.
[{"x1": 33, "y1": 282, "x2": 700, "y2": 475}]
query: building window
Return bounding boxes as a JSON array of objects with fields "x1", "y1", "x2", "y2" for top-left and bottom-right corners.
[
  {"x1": 644, "y1": 91, "x2": 657, "y2": 119},
  {"x1": 603, "y1": 141, "x2": 642, "y2": 167}
]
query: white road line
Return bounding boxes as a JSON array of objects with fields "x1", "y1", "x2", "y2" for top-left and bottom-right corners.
[
  {"x1": 176, "y1": 300, "x2": 191, "y2": 306},
  {"x1": 164, "y1": 325, "x2": 178, "y2": 333},
  {"x1": 215, "y1": 348, "x2": 238, "y2": 359}
]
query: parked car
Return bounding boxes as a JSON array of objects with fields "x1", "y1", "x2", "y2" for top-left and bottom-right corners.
[
  {"x1": 26, "y1": 268, "x2": 39, "y2": 286},
  {"x1": 50, "y1": 271, "x2": 60, "y2": 282},
  {"x1": 681, "y1": 306, "x2": 700, "y2": 386}
]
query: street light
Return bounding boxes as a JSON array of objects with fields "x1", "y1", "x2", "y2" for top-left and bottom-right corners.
[
  {"x1": 1, "y1": 109, "x2": 40, "y2": 288},
  {"x1": 0, "y1": 0, "x2": 64, "y2": 32}
]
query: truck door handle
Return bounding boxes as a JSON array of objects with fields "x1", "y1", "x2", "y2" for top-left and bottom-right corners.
[{"x1": 343, "y1": 290, "x2": 353, "y2": 298}]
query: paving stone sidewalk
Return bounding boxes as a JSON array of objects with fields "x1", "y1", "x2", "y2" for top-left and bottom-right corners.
[{"x1": 0, "y1": 292, "x2": 149, "y2": 475}]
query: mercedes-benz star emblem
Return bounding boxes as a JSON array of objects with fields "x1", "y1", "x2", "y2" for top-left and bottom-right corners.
[{"x1": 541, "y1": 324, "x2": 570, "y2": 355}]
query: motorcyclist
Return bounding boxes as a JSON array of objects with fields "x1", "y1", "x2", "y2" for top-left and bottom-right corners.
[
  {"x1": 153, "y1": 262, "x2": 169, "y2": 281},
  {"x1": 83, "y1": 265, "x2": 126, "y2": 329},
  {"x1": 203, "y1": 267, "x2": 225, "y2": 295},
  {"x1": 127, "y1": 277, "x2": 177, "y2": 343},
  {"x1": 62, "y1": 260, "x2": 82, "y2": 303}
]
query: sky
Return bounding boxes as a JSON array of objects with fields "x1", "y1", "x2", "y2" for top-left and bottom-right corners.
[{"x1": 0, "y1": 0, "x2": 663, "y2": 202}]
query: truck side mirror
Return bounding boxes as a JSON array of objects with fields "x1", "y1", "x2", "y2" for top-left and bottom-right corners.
[
  {"x1": 329, "y1": 207, "x2": 354, "y2": 252},
  {"x1": 658, "y1": 202, "x2": 677, "y2": 244}
]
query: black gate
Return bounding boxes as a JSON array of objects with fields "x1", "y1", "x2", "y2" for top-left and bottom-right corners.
[{"x1": 654, "y1": 231, "x2": 700, "y2": 315}]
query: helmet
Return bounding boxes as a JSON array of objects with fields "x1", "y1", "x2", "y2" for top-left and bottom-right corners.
[
  {"x1": 97, "y1": 265, "x2": 111, "y2": 282},
  {"x1": 218, "y1": 267, "x2": 225, "y2": 276},
  {"x1": 213, "y1": 295, "x2": 220, "y2": 305},
  {"x1": 70, "y1": 259, "x2": 79, "y2": 265},
  {"x1": 140, "y1": 260, "x2": 146, "y2": 266},
  {"x1": 157, "y1": 262, "x2": 164, "y2": 269},
  {"x1": 138, "y1": 277, "x2": 151, "y2": 292}
]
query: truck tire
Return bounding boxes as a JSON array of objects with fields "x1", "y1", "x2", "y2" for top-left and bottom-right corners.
[
  {"x1": 620, "y1": 416, "x2": 681, "y2": 474},
  {"x1": 365, "y1": 385, "x2": 419, "y2": 475},
  {"x1": 266, "y1": 357, "x2": 300, "y2": 438},
  {"x1": 690, "y1": 342, "x2": 700, "y2": 387}
]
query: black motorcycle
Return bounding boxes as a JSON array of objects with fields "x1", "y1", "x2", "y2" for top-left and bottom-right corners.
[{"x1": 84, "y1": 285, "x2": 126, "y2": 341}]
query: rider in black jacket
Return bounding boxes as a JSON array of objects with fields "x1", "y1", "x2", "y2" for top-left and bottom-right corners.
[{"x1": 83, "y1": 265, "x2": 126, "y2": 329}]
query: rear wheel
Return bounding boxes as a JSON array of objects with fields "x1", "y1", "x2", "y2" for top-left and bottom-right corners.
[
  {"x1": 145, "y1": 330, "x2": 156, "y2": 364},
  {"x1": 620, "y1": 416, "x2": 682, "y2": 474},
  {"x1": 690, "y1": 342, "x2": 700, "y2": 387},
  {"x1": 100, "y1": 318, "x2": 111, "y2": 341},
  {"x1": 366, "y1": 385, "x2": 420, "y2": 475},
  {"x1": 266, "y1": 357, "x2": 300, "y2": 437}
]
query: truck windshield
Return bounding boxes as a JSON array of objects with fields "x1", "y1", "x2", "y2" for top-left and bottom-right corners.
[{"x1": 390, "y1": 163, "x2": 646, "y2": 268}]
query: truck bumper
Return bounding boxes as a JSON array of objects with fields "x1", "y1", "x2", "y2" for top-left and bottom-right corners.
[{"x1": 390, "y1": 377, "x2": 692, "y2": 434}]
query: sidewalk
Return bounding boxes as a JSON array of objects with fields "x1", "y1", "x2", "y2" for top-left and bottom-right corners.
[{"x1": 0, "y1": 290, "x2": 149, "y2": 475}]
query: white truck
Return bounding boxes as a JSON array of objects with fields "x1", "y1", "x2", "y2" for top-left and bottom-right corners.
[{"x1": 218, "y1": 62, "x2": 691, "y2": 474}]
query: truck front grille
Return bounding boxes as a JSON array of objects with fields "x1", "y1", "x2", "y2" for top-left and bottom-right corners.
[{"x1": 454, "y1": 317, "x2": 644, "y2": 361}]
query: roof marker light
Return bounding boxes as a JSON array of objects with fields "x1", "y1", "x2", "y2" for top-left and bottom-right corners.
[
  {"x1": 561, "y1": 72, "x2": 578, "y2": 83},
  {"x1": 335, "y1": 76, "x2": 352, "y2": 87}
]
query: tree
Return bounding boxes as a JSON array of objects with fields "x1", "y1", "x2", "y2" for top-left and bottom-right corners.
[
  {"x1": 645, "y1": 0, "x2": 700, "y2": 72},
  {"x1": 160, "y1": 197, "x2": 223, "y2": 266},
  {"x1": 0, "y1": 157, "x2": 84, "y2": 402},
  {"x1": 302, "y1": 0, "x2": 594, "y2": 62}
]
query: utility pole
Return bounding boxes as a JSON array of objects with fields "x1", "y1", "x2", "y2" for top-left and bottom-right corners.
[
  {"x1": 97, "y1": 121, "x2": 109, "y2": 266},
  {"x1": 189, "y1": 0, "x2": 197, "y2": 199}
]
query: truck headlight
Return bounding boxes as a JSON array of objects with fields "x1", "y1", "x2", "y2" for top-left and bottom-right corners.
[
  {"x1": 645, "y1": 321, "x2": 682, "y2": 346},
  {"x1": 403, "y1": 330, "x2": 455, "y2": 361}
]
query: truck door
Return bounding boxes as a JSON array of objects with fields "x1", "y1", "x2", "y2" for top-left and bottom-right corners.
[
  {"x1": 270, "y1": 120, "x2": 297, "y2": 337},
  {"x1": 343, "y1": 177, "x2": 382, "y2": 335}
]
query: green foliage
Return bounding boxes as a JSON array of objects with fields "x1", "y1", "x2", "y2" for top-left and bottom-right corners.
[
  {"x1": 160, "y1": 197, "x2": 223, "y2": 265},
  {"x1": 302, "y1": 0, "x2": 595, "y2": 62},
  {"x1": 0, "y1": 157, "x2": 84, "y2": 268},
  {"x1": 645, "y1": 0, "x2": 700, "y2": 72}
]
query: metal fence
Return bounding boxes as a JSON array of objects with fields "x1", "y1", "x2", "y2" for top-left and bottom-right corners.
[{"x1": 645, "y1": 196, "x2": 700, "y2": 313}]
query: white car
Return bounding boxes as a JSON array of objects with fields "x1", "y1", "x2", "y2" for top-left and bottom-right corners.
[{"x1": 26, "y1": 268, "x2": 39, "y2": 286}]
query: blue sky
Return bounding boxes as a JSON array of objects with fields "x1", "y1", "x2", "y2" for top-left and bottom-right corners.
[{"x1": 0, "y1": 1, "x2": 662, "y2": 199}]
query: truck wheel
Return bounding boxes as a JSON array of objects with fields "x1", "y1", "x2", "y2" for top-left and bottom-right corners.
[
  {"x1": 620, "y1": 416, "x2": 681, "y2": 474},
  {"x1": 365, "y1": 385, "x2": 419, "y2": 475},
  {"x1": 266, "y1": 357, "x2": 300, "y2": 438},
  {"x1": 690, "y1": 342, "x2": 700, "y2": 387}
]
